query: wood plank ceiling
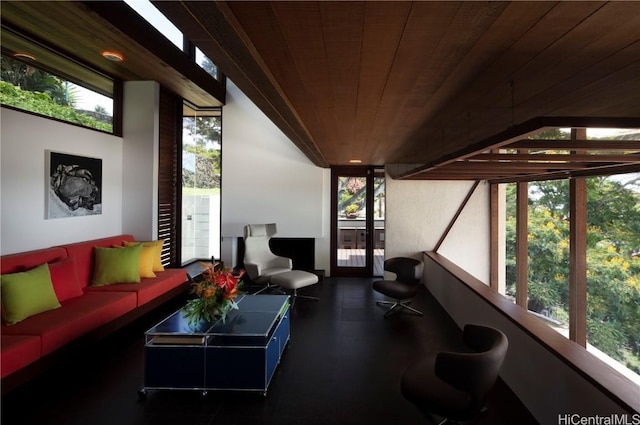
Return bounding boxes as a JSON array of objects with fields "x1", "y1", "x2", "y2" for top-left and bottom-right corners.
[
  {"x1": 152, "y1": 0, "x2": 640, "y2": 181},
  {"x1": 2, "y1": 1, "x2": 639, "y2": 181}
]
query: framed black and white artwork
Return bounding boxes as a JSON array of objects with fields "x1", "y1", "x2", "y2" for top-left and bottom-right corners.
[{"x1": 46, "y1": 150, "x2": 102, "y2": 219}]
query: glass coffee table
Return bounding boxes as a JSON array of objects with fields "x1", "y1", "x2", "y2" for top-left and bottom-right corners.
[{"x1": 139, "y1": 294, "x2": 290, "y2": 397}]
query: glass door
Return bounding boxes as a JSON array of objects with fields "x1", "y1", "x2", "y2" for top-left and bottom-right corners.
[{"x1": 331, "y1": 167, "x2": 385, "y2": 277}]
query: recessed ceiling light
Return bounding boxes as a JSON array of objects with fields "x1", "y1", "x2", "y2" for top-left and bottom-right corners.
[
  {"x1": 102, "y1": 51, "x2": 124, "y2": 62},
  {"x1": 349, "y1": 159, "x2": 362, "y2": 164},
  {"x1": 13, "y1": 52, "x2": 36, "y2": 61}
]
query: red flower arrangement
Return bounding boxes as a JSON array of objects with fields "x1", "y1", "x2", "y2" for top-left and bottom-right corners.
[{"x1": 182, "y1": 263, "x2": 245, "y2": 326}]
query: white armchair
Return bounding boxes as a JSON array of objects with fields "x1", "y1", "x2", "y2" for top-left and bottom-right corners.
[{"x1": 243, "y1": 223, "x2": 292, "y2": 290}]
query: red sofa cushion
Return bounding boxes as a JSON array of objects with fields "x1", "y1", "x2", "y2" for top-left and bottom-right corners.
[
  {"x1": 0, "y1": 335, "x2": 41, "y2": 378},
  {"x1": 61, "y1": 235, "x2": 135, "y2": 289},
  {"x1": 86, "y1": 269, "x2": 188, "y2": 306},
  {"x1": 1, "y1": 291, "x2": 136, "y2": 355},
  {"x1": 48, "y1": 256, "x2": 83, "y2": 302},
  {"x1": 0, "y1": 247, "x2": 67, "y2": 274}
]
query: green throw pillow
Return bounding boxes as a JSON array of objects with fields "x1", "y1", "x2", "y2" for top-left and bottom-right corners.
[
  {"x1": 1, "y1": 263, "x2": 61, "y2": 325},
  {"x1": 91, "y1": 244, "x2": 143, "y2": 287}
]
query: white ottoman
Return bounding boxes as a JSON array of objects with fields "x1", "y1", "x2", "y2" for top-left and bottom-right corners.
[{"x1": 270, "y1": 270, "x2": 319, "y2": 307}]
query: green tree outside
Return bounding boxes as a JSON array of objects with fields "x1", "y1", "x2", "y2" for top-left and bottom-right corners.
[
  {"x1": 505, "y1": 174, "x2": 640, "y2": 374},
  {"x1": 1, "y1": 55, "x2": 72, "y2": 106},
  {"x1": 0, "y1": 81, "x2": 112, "y2": 132},
  {"x1": 1, "y1": 55, "x2": 112, "y2": 132},
  {"x1": 182, "y1": 115, "x2": 221, "y2": 190}
]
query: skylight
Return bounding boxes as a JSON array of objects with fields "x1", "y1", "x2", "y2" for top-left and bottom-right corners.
[{"x1": 124, "y1": 0, "x2": 183, "y2": 50}]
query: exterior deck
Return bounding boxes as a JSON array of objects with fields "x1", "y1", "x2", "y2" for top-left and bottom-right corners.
[{"x1": 337, "y1": 248, "x2": 384, "y2": 276}]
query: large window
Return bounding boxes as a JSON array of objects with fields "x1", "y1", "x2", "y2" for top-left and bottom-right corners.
[
  {"x1": 586, "y1": 173, "x2": 640, "y2": 379},
  {"x1": 181, "y1": 105, "x2": 222, "y2": 265},
  {"x1": 501, "y1": 128, "x2": 640, "y2": 384},
  {"x1": 1, "y1": 54, "x2": 114, "y2": 133},
  {"x1": 504, "y1": 180, "x2": 571, "y2": 331}
]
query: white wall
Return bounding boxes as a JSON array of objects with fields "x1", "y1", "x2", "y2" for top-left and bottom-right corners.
[
  {"x1": 1, "y1": 81, "x2": 330, "y2": 269},
  {"x1": 122, "y1": 81, "x2": 160, "y2": 241},
  {"x1": 1, "y1": 108, "x2": 124, "y2": 255},
  {"x1": 220, "y1": 80, "x2": 330, "y2": 271},
  {"x1": 385, "y1": 177, "x2": 490, "y2": 282}
]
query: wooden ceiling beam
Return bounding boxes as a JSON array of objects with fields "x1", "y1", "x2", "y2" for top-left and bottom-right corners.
[
  {"x1": 393, "y1": 160, "x2": 640, "y2": 182},
  {"x1": 510, "y1": 140, "x2": 640, "y2": 150},
  {"x1": 395, "y1": 117, "x2": 640, "y2": 179},
  {"x1": 468, "y1": 153, "x2": 640, "y2": 162},
  {"x1": 407, "y1": 174, "x2": 520, "y2": 181},
  {"x1": 488, "y1": 163, "x2": 640, "y2": 184},
  {"x1": 446, "y1": 162, "x2": 596, "y2": 171}
]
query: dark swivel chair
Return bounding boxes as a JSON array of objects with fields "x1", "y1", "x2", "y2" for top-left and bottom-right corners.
[
  {"x1": 372, "y1": 257, "x2": 424, "y2": 317},
  {"x1": 400, "y1": 324, "x2": 509, "y2": 425}
]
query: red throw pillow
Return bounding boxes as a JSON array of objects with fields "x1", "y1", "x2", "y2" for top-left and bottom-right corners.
[{"x1": 48, "y1": 257, "x2": 83, "y2": 302}]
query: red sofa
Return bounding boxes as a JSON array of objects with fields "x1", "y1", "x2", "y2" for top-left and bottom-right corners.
[{"x1": 0, "y1": 235, "x2": 188, "y2": 392}]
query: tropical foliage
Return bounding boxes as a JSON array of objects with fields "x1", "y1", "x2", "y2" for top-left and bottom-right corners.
[
  {"x1": 182, "y1": 116, "x2": 221, "y2": 189},
  {"x1": 1, "y1": 55, "x2": 112, "y2": 132},
  {"x1": 182, "y1": 55, "x2": 221, "y2": 190},
  {"x1": 1, "y1": 55, "x2": 72, "y2": 106},
  {"x1": 505, "y1": 173, "x2": 640, "y2": 373}
]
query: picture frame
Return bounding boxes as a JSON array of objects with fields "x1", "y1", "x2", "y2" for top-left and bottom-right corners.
[{"x1": 46, "y1": 150, "x2": 102, "y2": 219}]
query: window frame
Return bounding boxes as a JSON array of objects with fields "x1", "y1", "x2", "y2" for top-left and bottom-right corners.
[
  {"x1": 180, "y1": 103, "x2": 223, "y2": 266},
  {"x1": 1, "y1": 26, "x2": 122, "y2": 136},
  {"x1": 492, "y1": 127, "x2": 640, "y2": 383}
]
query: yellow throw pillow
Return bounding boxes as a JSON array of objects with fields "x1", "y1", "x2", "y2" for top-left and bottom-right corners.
[
  {"x1": 137, "y1": 244, "x2": 157, "y2": 278},
  {"x1": 113, "y1": 243, "x2": 156, "y2": 278},
  {"x1": 124, "y1": 240, "x2": 164, "y2": 272}
]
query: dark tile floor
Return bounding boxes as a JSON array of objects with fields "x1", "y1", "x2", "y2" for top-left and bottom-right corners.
[{"x1": 1, "y1": 277, "x2": 539, "y2": 425}]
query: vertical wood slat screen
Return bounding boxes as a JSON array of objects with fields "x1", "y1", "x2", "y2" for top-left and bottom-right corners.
[{"x1": 158, "y1": 88, "x2": 181, "y2": 267}]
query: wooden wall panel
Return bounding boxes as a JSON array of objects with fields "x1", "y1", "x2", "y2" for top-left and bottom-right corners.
[{"x1": 158, "y1": 88, "x2": 181, "y2": 267}]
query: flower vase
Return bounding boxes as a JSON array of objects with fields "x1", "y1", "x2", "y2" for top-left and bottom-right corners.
[{"x1": 182, "y1": 263, "x2": 246, "y2": 327}]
